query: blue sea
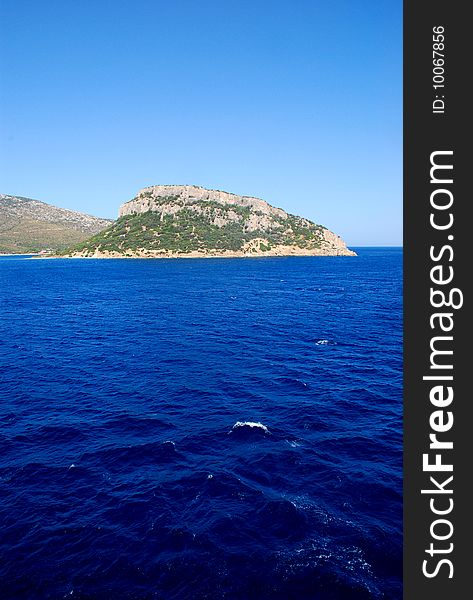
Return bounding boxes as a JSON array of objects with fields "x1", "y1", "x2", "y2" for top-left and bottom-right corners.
[{"x1": 0, "y1": 248, "x2": 402, "y2": 599}]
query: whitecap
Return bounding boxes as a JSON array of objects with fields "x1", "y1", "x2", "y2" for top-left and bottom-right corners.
[
  {"x1": 231, "y1": 421, "x2": 270, "y2": 433},
  {"x1": 315, "y1": 339, "x2": 329, "y2": 345}
]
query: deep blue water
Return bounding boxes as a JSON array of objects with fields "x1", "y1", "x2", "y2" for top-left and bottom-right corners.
[{"x1": 0, "y1": 248, "x2": 402, "y2": 599}]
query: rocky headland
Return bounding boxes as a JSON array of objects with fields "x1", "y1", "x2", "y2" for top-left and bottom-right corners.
[{"x1": 61, "y1": 185, "x2": 356, "y2": 258}]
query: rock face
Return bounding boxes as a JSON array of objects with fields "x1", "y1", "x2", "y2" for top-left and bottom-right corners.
[
  {"x1": 0, "y1": 194, "x2": 112, "y2": 254},
  {"x1": 64, "y1": 185, "x2": 356, "y2": 258},
  {"x1": 120, "y1": 185, "x2": 288, "y2": 221}
]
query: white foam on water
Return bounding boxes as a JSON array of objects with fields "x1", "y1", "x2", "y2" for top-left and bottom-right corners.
[
  {"x1": 231, "y1": 421, "x2": 270, "y2": 434},
  {"x1": 315, "y1": 339, "x2": 329, "y2": 345}
]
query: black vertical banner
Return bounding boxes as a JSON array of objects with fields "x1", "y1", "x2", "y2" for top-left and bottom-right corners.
[{"x1": 404, "y1": 2, "x2": 469, "y2": 599}]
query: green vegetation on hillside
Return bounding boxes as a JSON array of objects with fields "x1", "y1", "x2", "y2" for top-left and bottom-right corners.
[
  {"x1": 61, "y1": 196, "x2": 326, "y2": 256},
  {"x1": 0, "y1": 220, "x2": 102, "y2": 254}
]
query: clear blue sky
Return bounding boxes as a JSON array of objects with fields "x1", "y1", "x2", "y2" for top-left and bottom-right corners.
[{"x1": 0, "y1": 0, "x2": 401, "y2": 246}]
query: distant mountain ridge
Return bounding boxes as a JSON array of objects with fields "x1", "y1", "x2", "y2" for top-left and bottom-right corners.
[
  {"x1": 0, "y1": 194, "x2": 112, "y2": 254},
  {"x1": 63, "y1": 185, "x2": 355, "y2": 258}
]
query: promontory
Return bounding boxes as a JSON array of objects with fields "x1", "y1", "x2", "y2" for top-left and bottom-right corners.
[{"x1": 60, "y1": 185, "x2": 356, "y2": 258}]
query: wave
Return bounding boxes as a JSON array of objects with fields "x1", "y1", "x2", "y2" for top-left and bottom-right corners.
[
  {"x1": 314, "y1": 339, "x2": 338, "y2": 346},
  {"x1": 230, "y1": 421, "x2": 270, "y2": 434}
]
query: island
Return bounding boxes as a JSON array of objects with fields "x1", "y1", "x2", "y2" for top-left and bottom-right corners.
[{"x1": 59, "y1": 185, "x2": 356, "y2": 258}]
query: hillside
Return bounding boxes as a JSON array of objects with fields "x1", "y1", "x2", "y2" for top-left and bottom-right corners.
[
  {"x1": 0, "y1": 194, "x2": 112, "y2": 254},
  {"x1": 62, "y1": 185, "x2": 355, "y2": 258}
]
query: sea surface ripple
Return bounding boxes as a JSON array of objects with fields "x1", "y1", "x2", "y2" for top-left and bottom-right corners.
[{"x1": 0, "y1": 248, "x2": 402, "y2": 599}]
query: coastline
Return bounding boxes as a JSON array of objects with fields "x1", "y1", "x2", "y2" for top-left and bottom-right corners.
[
  {"x1": 0, "y1": 253, "x2": 39, "y2": 257},
  {"x1": 50, "y1": 246, "x2": 357, "y2": 259}
]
